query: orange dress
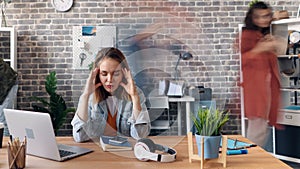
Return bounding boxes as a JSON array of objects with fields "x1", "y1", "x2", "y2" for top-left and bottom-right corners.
[
  {"x1": 103, "y1": 110, "x2": 117, "y2": 136},
  {"x1": 240, "y1": 29, "x2": 281, "y2": 127}
]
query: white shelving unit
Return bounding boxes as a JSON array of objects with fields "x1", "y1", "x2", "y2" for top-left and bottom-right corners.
[
  {"x1": 0, "y1": 27, "x2": 17, "y2": 71},
  {"x1": 238, "y1": 24, "x2": 247, "y2": 137},
  {"x1": 240, "y1": 18, "x2": 300, "y2": 163},
  {"x1": 272, "y1": 18, "x2": 300, "y2": 163}
]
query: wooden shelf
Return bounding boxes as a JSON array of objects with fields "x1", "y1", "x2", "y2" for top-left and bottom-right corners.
[
  {"x1": 240, "y1": 18, "x2": 300, "y2": 163},
  {"x1": 281, "y1": 88, "x2": 300, "y2": 92},
  {"x1": 272, "y1": 18, "x2": 300, "y2": 25},
  {"x1": 277, "y1": 55, "x2": 299, "y2": 58},
  {"x1": 280, "y1": 108, "x2": 300, "y2": 113}
]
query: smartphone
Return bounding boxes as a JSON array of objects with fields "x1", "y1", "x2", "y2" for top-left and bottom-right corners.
[{"x1": 109, "y1": 136, "x2": 128, "y2": 144}]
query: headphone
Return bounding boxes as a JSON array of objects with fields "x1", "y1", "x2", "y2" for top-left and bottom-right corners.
[{"x1": 134, "y1": 138, "x2": 177, "y2": 162}]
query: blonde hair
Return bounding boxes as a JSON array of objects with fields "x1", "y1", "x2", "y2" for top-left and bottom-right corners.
[{"x1": 93, "y1": 47, "x2": 131, "y2": 103}]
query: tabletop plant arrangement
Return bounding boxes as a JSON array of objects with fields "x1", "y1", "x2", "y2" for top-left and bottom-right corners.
[
  {"x1": 191, "y1": 107, "x2": 229, "y2": 159},
  {"x1": 31, "y1": 71, "x2": 76, "y2": 135}
]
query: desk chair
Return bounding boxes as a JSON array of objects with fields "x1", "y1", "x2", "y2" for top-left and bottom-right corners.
[
  {"x1": 196, "y1": 100, "x2": 216, "y2": 112},
  {"x1": 0, "y1": 85, "x2": 18, "y2": 136},
  {"x1": 146, "y1": 96, "x2": 171, "y2": 135},
  {"x1": 133, "y1": 68, "x2": 172, "y2": 135}
]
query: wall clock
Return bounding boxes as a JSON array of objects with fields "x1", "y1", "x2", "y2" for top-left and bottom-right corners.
[
  {"x1": 289, "y1": 31, "x2": 300, "y2": 44},
  {"x1": 52, "y1": 0, "x2": 73, "y2": 12},
  {"x1": 287, "y1": 30, "x2": 300, "y2": 55}
]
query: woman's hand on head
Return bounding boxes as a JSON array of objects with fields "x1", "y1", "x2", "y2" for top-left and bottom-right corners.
[
  {"x1": 82, "y1": 68, "x2": 102, "y2": 97},
  {"x1": 120, "y1": 68, "x2": 138, "y2": 97},
  {"x1": 120, "y1": 68, "x2": 142, "y2": 114}
]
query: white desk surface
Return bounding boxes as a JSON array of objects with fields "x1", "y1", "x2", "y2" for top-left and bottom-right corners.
[
  {"x1": 168, "y1": 95, "x2": 195, "y2": 102},
  {"x1": 148, "y1": 95, "x2": 195, "y2": 135}
]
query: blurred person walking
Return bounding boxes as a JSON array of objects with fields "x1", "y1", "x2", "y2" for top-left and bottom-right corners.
[{"x1": 240, "y1": 1, "x2": 282, "y2": 147}]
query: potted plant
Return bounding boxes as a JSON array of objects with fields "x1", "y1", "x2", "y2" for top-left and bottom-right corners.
[
  {"x1": 31, "y1": 71, "x2": 76, "y2": 135},
  {"x1": 191, "y1": 108, "x2": 229, "y2": 159}
]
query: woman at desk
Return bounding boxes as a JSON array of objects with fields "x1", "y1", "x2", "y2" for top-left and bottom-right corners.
[{"x1": 71, "y1": 47, "x2": 151, "y2": 142}]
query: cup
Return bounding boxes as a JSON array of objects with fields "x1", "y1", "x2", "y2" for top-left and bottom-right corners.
[
  {"x1": 7, "y1": 138, "x2": 27, "y2": 169},
  {"x1": 0, "y1": 122, "x2": 4, "y2": 148}
]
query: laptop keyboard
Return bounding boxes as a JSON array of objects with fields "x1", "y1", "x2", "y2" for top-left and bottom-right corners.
[{"x1": 59, "y1": 149, "x2": 76, "y2": 157}]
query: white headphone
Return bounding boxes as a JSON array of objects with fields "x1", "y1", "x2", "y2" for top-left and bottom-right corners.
[{"x1": 134, "y1": 138, "x2": 177, "y2": 162}]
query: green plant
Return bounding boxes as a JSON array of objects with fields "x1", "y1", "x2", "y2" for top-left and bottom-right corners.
[
  {"x1": 31, "y1": 71, "x2": 76, "y2": 135},
  {"x1": 249, "y1": 0, "x2": 259, "y2": 7},
  {"x1": 191, "y1": 108, "x2": 229, "y2": 136},
  {"x1": 88, "y1": 62, "x2": 94, "y2": 71}
]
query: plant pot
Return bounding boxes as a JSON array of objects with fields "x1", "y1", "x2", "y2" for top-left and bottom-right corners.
[{"x1": 195, "y1": 134, "x2": 221, "y2": 159}]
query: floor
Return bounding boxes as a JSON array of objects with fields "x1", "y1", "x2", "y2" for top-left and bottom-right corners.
[
  {"x1": 283, "y1": 160, "x2": 300, "y2": 169},
  {"x1": 261, "y1": 130, "x2": 300, "y2": 169}
]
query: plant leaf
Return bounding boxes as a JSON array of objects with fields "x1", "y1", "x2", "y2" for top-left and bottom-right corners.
[
  {"x1": 31, "y1": 96, "x2": 50, "y2": 107},
  {"x1": 31, "y1": 71, "x2": 76, "y2": 135},
  {"x1": 45, "y1": 71, "x2": 57, "y2": 95},
  {"x1": 191, "y1": 107, "x2": 229, "y2": 136}
]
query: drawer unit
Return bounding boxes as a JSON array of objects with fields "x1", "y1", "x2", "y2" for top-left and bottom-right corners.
[{"x1": 277, "y1": 111, "x2": 300, "y2": 127}]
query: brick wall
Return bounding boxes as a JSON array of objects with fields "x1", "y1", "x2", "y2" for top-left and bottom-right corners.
[
  {"x1": 0, "y1": 31, "x2": 11, "y2": 61},
  {"x1": 2, "y1": 0, "x2": 299, "y2": 136}
]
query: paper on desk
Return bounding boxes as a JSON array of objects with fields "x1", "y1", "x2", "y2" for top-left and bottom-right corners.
[
  {"x1": 158, "y1": 80, "x2": 166, "y2": 95},
  {"x1": 167, "y1": 81, "x2": 184, "y2": 96},
  {"x1": 220, "y1": 138, "x2": 256, "y2": 150}
]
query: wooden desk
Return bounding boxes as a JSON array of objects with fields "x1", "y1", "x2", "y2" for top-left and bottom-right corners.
[{"x1": 0, "y1": 136, "x2": 292, "y2": 169}]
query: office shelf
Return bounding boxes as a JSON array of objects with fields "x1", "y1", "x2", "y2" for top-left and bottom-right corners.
[{"x1": 240, "y1": 18, "x2": 300, "y2": 163}]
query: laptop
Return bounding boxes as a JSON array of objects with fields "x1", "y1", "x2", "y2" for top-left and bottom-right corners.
[{"x1": 4, "y1": 109, "x2": 93, "y2": 161}]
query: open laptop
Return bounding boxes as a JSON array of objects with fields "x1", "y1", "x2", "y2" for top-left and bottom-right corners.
[{"x1": 4, "y1": 109, "x2": 93, "y2": 161}]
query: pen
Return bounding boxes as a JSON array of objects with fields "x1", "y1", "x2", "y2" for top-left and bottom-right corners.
[
  {"x1": 227, "y1": 149, "x2": 248, "y2": 155},
  {"x1": 234, "y1": 138, "x2": 237, "y2": 149}
]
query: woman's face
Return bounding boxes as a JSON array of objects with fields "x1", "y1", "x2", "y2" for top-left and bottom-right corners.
[
  {"x1": 252, "y1": 9, "x2": 272, "y2": 28},
  {"x1": 98, "y1": 58, "x2": 124, "y2": 94}
]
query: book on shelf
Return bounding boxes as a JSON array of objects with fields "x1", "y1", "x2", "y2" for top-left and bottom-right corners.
[
  {"x1": 283, "y1": 105, "x2": 300, "y2": 110},
  {"x1": 99, "y1": 135, "x2": 132, "y2": 152}
]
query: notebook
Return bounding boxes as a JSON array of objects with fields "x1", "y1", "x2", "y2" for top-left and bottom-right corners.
[
  {"x1": 220, "y1": 138, "x2": 256, "y2": 150},
  {"x1": 4, "y1": 109, "x2": 93, "y2": 161},
  {"x1": 99, "y1": 135, "x2": 132, "y2": 152}
]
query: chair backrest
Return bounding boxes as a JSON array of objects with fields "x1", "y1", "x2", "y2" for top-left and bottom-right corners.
[
  {"x1": 191, "y1": 100, "x2": 216, "y2": 134},
  {"x1": 147, "y1": 96, "x2": 169, "y2": 109},
  {"x1": 146, "y1": 96, "x2": 169, "y2": 122},
  {"x1": 189, "y1": 86, "x2": 212, "y2": 101},
  {"x1": 193, "y1": 100, "x2": 216, "y2": 114}
]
